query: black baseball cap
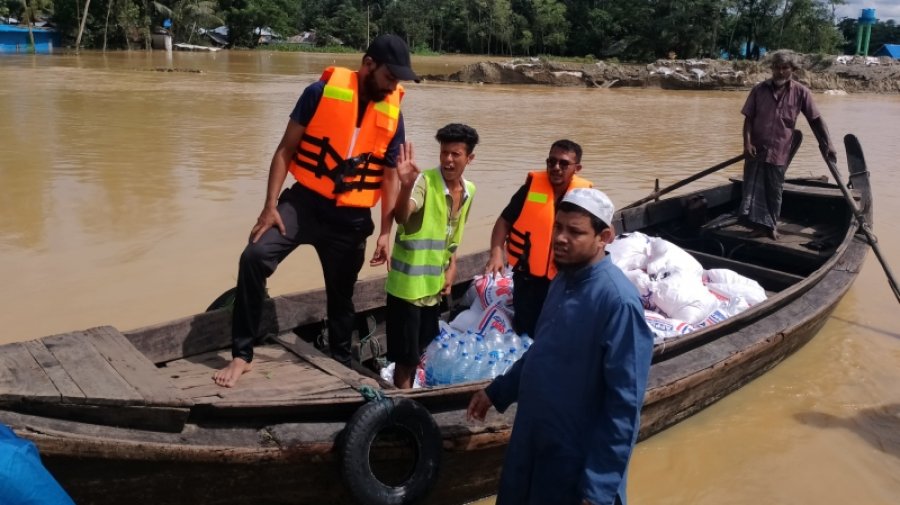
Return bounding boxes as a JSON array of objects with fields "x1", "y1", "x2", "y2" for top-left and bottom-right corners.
[{"x1": 365, "y1": 34, "x2": 420, "y2": 83}]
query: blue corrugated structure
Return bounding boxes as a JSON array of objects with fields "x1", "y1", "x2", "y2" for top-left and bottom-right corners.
[
  {"x1": 873, "y1": 44, "x2": 900, "y2": 59},
  {"x1": 0, "y1": 24, "x2": 60, "y2": 53}
]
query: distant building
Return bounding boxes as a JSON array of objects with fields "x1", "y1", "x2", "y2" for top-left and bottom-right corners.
[
  {"x1": 0, "y1": 24, "x2": 60, "y2": 53},
  {"x1": 873, "y1": 44, "x2": 900, "y2": 59}
]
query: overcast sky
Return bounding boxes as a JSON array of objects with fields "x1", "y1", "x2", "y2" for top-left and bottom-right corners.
[{"x1": 834, "y1": 1, "x2": 900, "y2": 23}]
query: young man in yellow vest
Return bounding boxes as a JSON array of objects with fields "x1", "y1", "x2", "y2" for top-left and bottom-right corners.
[
  {"x1": 214, "y1": 34, "x2": 419, "y2": 388},
  {"x1": 483, "y1": 139, "x2": 592, "y2": 338},
  {"x1": 385, "y1": 124, "x2": 479, "y2": 389}
]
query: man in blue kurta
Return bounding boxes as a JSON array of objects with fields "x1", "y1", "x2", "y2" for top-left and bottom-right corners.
[
  {"x1": 1, "y1": 423, "x2": 75, "y2": 504},
  {"x1": 468, "y1": 188, "x2": 654, "y2": 505}
]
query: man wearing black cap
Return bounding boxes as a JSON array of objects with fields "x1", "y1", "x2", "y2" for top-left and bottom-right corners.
[{"x1": 215, "y1": 34, "x2": 419, "y2": 387}]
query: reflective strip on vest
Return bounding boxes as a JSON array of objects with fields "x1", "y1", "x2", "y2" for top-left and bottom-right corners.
[
  {"x1": 395, "y1": 238, "x2": 448, "y2": 251},
  {"x1": 526, "y1": 191, "x2": 549, "y2": 204},
  {"x1": 323, "y1": 84, "x2": 353, "y2": 102},
  {"x1": 374, "y1": 101, "x2": 400, "y2": 119},
  {"x1": 388, "y1": 261, "x2": 445, "y2": 277}
]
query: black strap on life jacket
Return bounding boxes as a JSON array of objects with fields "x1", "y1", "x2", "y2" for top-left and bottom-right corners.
[
  {"x1": 507, "y1": 228, "x2": 531, "y2": 272},
  {"x1": 294, "y1": 133, "x2": 389, "y2": 193},
  {"x1": 294, "y1": 134, "x2": 345, "y2": 179},
  {"x1": 334, "y1": 153, "x2": 389, "y2": 194}
]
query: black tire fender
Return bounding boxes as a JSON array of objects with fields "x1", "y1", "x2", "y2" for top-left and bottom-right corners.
[
  {"x1": 340, "y1": 397, "x2": 442, "y2": 505},
  {"x1": 205, "y1": 287, "x2": 237, "y2": 312}
]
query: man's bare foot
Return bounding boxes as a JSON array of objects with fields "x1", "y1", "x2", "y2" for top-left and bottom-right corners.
[{"x1": 213, "y1": 358, "x2": 252, "y2": 388}]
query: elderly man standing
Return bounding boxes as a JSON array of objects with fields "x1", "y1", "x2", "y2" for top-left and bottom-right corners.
[
  {"x1": 740, "y1": 50, "x2": 836, "y2": 240},
  {"x1": 468, "y1": 188, "x2": 654, "y2": 505}
]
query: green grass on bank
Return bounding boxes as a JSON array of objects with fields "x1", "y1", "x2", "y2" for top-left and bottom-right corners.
[
  {"x1": 263, "y1": 44, "x2": 359, "y2": 53},
  {"x1": 261, "y1": 43, "x2": 445, "y2": 57}
]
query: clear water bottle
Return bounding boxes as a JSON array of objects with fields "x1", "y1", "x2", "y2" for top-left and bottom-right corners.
[
  {"x1": 503, "y1": 331, "x2": 522, "y2": 352},
  {"x1": 424, "y1": 334, "x2": 445, "y2": 363},
  {"x1": 480, "y1": 357, "x2": 497, "y2": 381},
  {"x1": 484, "y1": 328, "x2": 505, "y2": 352},
  {"x1": 500, "y1": 347, "x2": 519, "y2": 374},
  {"x1": 486, "y1": 350, "x2": 504, "y2": 378},
  {"x1": 519, "y1": 333, "x2": 534, "y2": 351},
  {"x1": 471, "y1": 334, "x2": 488, "y2": 359},
  {"x1": 465, "y1": 354, "x2": 485, "y2": 382},
  {"x1": 438, "y1": 320, "x2": 456, "y2": 339},
  {"x1": 426, "y1": 342, "x2": 454, "y2": 386},
  {"x1": 450, "y1": 350, "x2": 470, "y2": 384}
]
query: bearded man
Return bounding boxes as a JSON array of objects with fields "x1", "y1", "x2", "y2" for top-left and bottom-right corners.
[
  {"x1": 740, "y1": 50, "x2": 836, "y2": 240},
  {"x1": 214, "y1": 35, "x2": 419, "y2": 387}
]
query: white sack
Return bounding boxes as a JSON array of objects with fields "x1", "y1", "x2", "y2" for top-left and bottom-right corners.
[
  {"x1": 468, "y1": 271, "x2": 515, "y2": 311},
  {"x1": 703, "y1": 268, "x2": 767, "y2": 306},
  {"x1": 608, "y1": 232, "x2": 651, "y2": 272},
  {"x1": 646, "y1": 237, "x2": 704, "y2": 280},
  {"x1": 650, "y1": 273, "x2": 719, "y2": 324},
  {"x1": 623, "y1": 269, "x2": 655, "y2": 310}
]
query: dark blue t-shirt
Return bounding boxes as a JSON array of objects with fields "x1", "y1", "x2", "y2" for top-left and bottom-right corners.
[{"x1": 289, "y1": 79, "x2": 405, "y2": 167}]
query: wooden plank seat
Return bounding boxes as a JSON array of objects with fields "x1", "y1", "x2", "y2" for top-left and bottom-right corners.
[
  {"x1": 700, "y1": 215, "x2": 845, "y2": 266},
  {"x1": 728, "y1": 177, "x2": 862, "y2": 201},
  {"x1": 0, "y1": 326, "x2": 191, "y2": 432}
]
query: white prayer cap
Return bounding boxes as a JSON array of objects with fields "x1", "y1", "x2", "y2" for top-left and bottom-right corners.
[{"x1": 561, "y1": 188, "x2": 615, "y2": 226}]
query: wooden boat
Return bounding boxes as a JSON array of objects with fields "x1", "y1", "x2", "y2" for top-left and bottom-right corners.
[{"x1": 0, "y1": 134, "x2": 872, "y2": 505}]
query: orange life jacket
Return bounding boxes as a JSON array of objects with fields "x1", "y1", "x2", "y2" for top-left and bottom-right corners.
[
  {"x1": 507, "y1": 172, "x2": 592, "y2": 279},
  {"x1": 288, "y1": 66, "x2": 404, "y2": 208}
]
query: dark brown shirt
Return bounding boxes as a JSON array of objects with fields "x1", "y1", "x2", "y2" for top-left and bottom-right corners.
[{"x1": 741, "y1": 78, "x2": 821, "y2": 166}]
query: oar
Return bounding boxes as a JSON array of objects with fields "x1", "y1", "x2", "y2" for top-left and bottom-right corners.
[
  {"x1": 821, "y1": 151, "x2": 900, "y2": 304},
  {"x1": 621, "y1": 154, "x2": 745, "y2": 210},
  {"x1": 623, "y1": 129, "x2": 804, "y2": 211}
]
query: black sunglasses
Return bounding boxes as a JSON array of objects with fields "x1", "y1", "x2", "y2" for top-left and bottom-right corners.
[{"x1": 546, "y1": 157, "x2": 579, "y2": 169}]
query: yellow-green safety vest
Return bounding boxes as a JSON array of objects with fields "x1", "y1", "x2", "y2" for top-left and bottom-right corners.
[{"x1": 386, "y1": 169, "x2": 476, "y2": 300}]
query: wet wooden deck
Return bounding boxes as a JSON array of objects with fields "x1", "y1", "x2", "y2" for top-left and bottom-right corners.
[{"x1": 0, "y1": 327, "x2": 382, "y2": 431}]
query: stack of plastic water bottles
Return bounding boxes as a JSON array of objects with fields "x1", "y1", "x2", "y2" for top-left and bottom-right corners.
[{"x1": 423, "y1": 321, "x2": 534, "y2": 386}]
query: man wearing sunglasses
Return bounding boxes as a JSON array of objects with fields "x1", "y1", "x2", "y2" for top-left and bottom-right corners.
[
  {"x1": 214, "y1": 34, "x2": 419, "y2": 388},
  {"x1": 484, "y1": 139, "x2": 593, "y2": 338}
]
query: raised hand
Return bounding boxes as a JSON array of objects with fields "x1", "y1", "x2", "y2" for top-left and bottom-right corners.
[{"x1": 396, "y1": 142, "x2": 420, "y2": 188}]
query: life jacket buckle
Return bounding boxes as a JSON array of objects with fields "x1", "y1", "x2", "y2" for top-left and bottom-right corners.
[{"x1": 333, "y1": 153, "x2": 371, "y2": 194}]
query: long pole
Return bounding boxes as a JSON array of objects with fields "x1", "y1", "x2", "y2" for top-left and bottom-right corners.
[
  {"x1": 622, "y1": 154, "x2": 745, "y2": 210},
  {"x1": 623, "y1": 129, "x2": 803, "y2": 211},
  {"x1": 822, "y1": 154, "x2": 900, "y2": 303}
]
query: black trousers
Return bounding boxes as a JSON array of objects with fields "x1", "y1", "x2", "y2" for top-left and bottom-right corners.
[
  {"x1": 231, "y1": 184, "x2": 372, "y2": 367},
  {"x1": 511, "y1": 271, "x2": 551, "y2": 338}
]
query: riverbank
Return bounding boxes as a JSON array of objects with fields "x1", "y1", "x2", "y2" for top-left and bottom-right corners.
[{"x1": 425, "y1": 54, "x2": 900, "y2": 93}]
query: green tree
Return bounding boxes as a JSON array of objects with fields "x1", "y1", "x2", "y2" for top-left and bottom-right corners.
[
  {"x1": 531, "y1": 0, "x2": 566, "y2": 54},
  {"x1": 153, "y1": 0, "x2": 223, "y2": 44}
]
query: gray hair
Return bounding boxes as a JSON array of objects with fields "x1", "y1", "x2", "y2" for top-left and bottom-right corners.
[{"x1": 769, "y1": 50, "x2": 799, "y2": 70}]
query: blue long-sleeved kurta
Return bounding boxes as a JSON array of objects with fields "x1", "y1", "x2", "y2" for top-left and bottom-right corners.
[
  {"x1": 485, "y1": 254, "x2": 654, "y2": 505},
  {"x1": 1, "y1": 424, "x2": 75, "y2": 504}
]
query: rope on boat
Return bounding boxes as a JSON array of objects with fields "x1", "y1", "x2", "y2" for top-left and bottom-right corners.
[{"x1": 357, "y1": 385, "x2": 386, "y2": 403}]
